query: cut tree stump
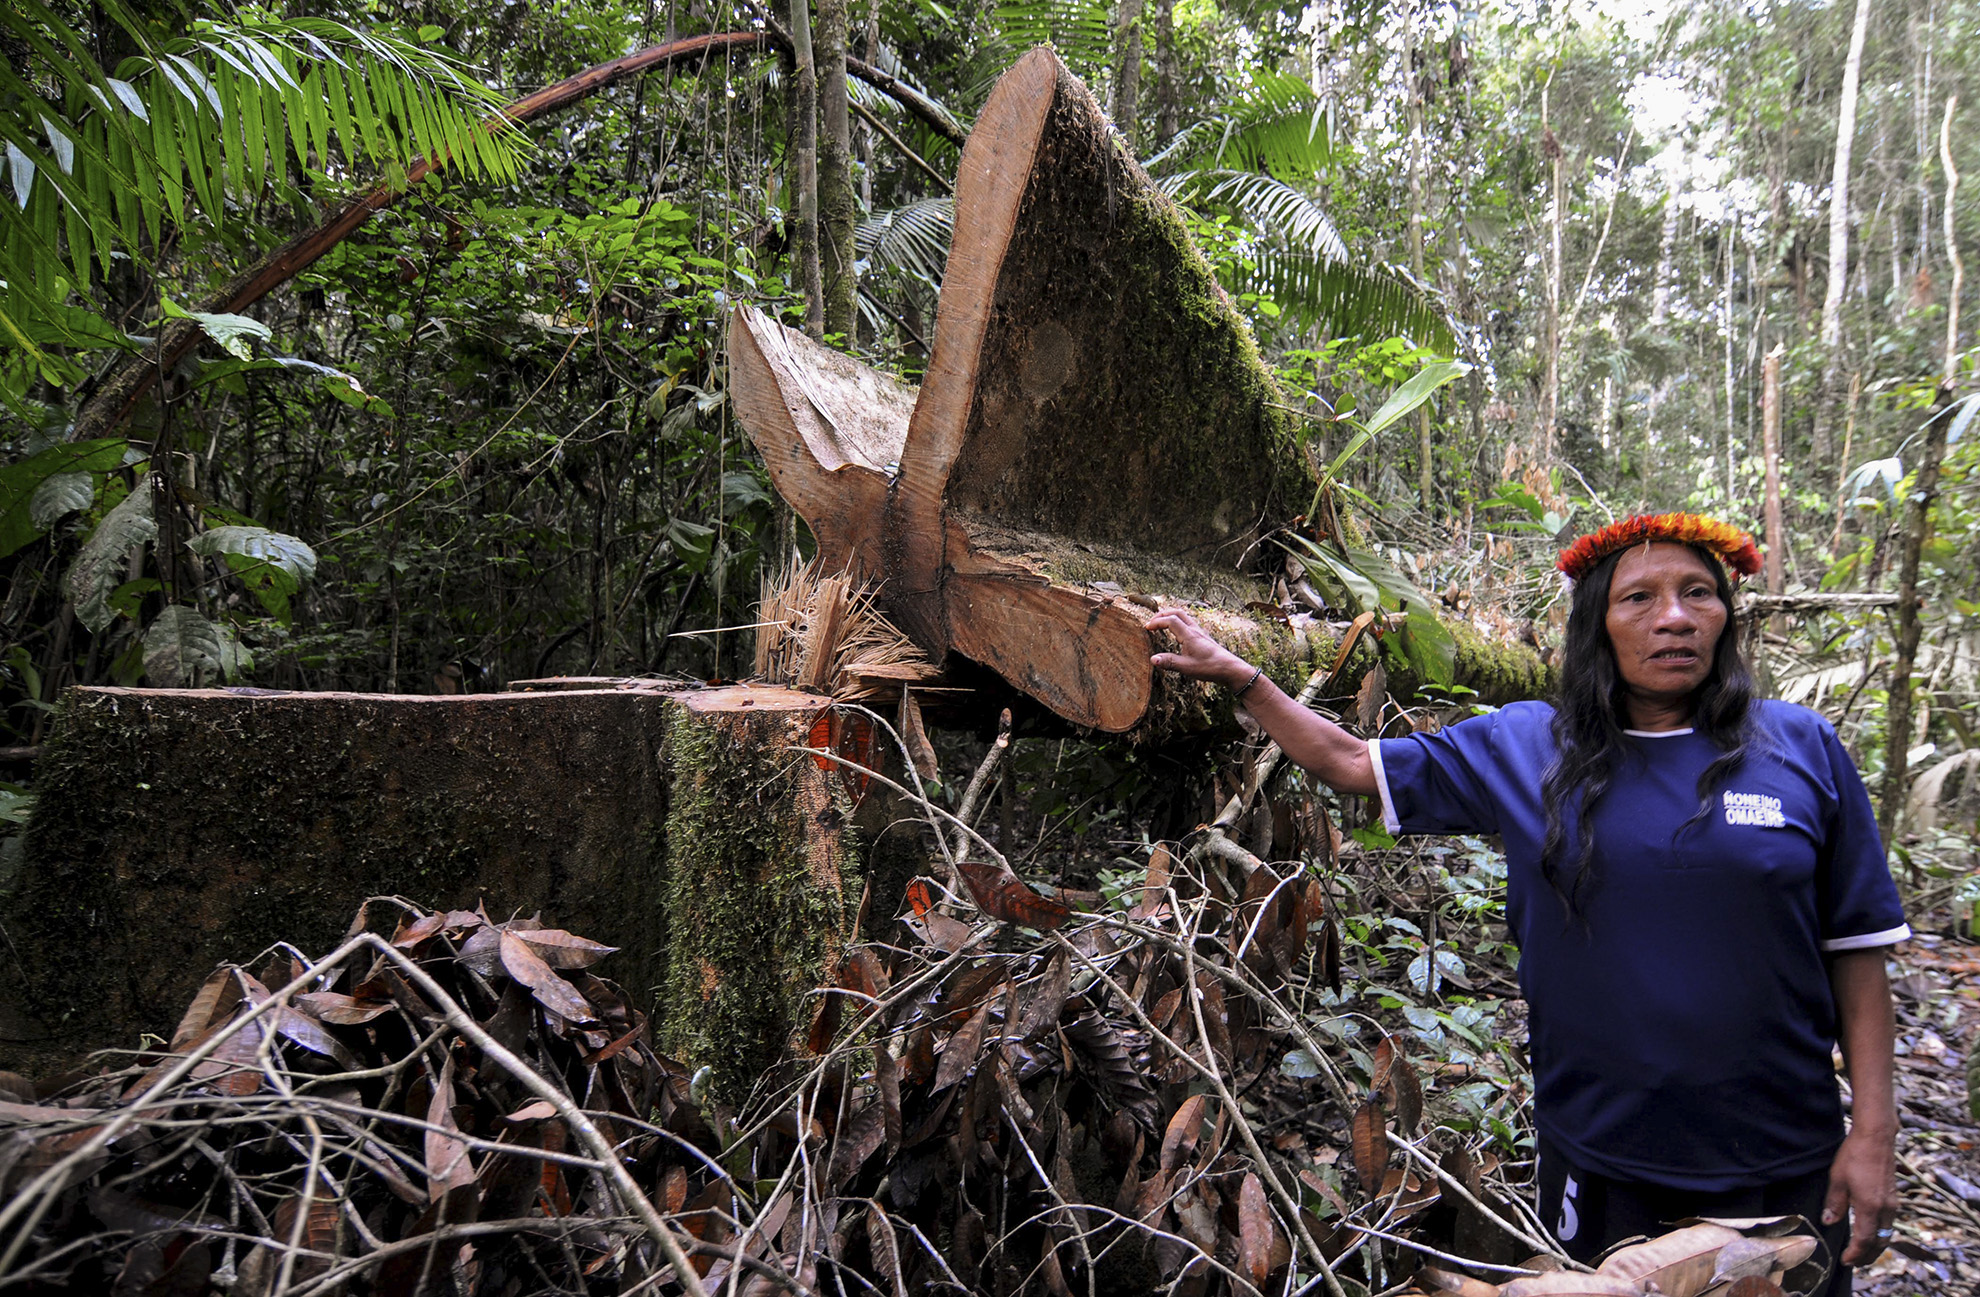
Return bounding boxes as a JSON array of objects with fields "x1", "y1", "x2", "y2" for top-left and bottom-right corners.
[
  {"x1": 1, "y1": 683, "x2": 914, "y2": 1094},
  {"x1": 733, "y1": 46, "x2": 1546, "y2": 734}
]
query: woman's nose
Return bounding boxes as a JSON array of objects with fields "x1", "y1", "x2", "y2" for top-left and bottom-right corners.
[{"x1": 1652, "y1": 592, "x2": 1697, "y2": 631}]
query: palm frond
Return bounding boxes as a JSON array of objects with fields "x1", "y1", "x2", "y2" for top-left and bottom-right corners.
[
  {"x1": 1162, "y1": 170, "x2": 1348, "y2": 263},
  {"x1": 986, "y1": 0, "x2": 1115, "y2": 81},
  {"x1": 0, "y1": 3, "x2": 525, "y2": 360},
  {"x1": 1224, "y1": 249, "x2": 1456, "y2": 352},
  {"x1": 1145, "y1": 71, "x2": 1335, "y2": 181},
  {"x1": 856, "y1": 197, "x2": 953, "y2": 287}
]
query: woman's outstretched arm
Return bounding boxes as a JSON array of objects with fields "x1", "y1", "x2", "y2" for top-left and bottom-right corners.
[{"x1": 1147, "y1": 608, "x2": 1377, "y2": 796}]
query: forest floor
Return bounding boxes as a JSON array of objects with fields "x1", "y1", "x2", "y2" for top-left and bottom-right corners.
[{"x1": 1859, "y1": 914, "x2": 1980, "y2": 1293}]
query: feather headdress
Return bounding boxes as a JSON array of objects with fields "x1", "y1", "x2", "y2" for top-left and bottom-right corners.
[{"x1": 1555, "y1": 512, "x2": 1763, "y2": 582}]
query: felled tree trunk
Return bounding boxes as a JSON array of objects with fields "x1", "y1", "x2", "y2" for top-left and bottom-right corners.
[
  {"x1": 733, "y1": 47, "x2": 1547, "y2": 735},
  {"x1": 2, "y1": 684, "x2": 912, "y2": 1094}
]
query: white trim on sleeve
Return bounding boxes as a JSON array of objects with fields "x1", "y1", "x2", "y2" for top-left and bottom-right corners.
[
  {"x1": 1367, "y1": 739, "x2": 1402, "y2": 835},
  {"x1": 1819, "y1": 924, "x2": 1913, "y2": 952}
]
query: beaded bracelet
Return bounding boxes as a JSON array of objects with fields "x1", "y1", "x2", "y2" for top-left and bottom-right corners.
[{"x1": 1234, "y1": 666, "x2": 1263, "y2": 698}]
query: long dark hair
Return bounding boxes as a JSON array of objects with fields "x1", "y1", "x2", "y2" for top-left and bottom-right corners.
[{"x1": 1538, "y1": 543, "x2": 1758, "y2": 916}]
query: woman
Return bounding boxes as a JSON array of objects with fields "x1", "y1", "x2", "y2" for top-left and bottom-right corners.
[{"x1": 1148, "y1": 514, "x2": 1903, "y2": 1292}]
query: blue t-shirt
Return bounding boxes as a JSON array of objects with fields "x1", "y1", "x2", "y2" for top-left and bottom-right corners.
[{"x1": 1370, "y1": 700, "x2": 1909, "y2": 1191}]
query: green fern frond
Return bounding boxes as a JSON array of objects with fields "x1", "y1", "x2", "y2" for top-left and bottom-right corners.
[{"x1": 1225, "y1": 249, "x2": 1455, "y2": 353}]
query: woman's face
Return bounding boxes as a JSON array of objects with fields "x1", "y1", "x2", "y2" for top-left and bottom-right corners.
[{"x1": 1604, "y1": 542, "x2": 1728, "y2": 712}]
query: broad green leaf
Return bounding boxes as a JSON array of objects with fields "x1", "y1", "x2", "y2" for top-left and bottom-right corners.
[
  {"x1": 188, "y1": 523, "x2": 316, "y2": 620},
  {"x1": 142, "y1": 603, "x2": 251, "y2": 687},
  {"x1": 0, "y1": 438, "x2": 128, "y2": 559},
  {"x1": 162, "y1": 295, "x2": 271, "y2": 360},
  {"x1": 28, "y1": 472, "x2": 93, "y2": 529},
  {"x1": 1358, "y1": 359, "x2": 1471, "y2": 438},
  {"x1": 67, "y1": 474, "x2": 158, "y2": 632}
]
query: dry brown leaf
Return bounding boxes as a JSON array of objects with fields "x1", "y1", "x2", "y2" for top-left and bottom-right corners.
[
  {"x1": 511, "y1": 928, "x2": 618, "y2": 970},
  {"x1": 1597, "y1": 1222, "x2": 1743, "y2": 1295},
  {"x1": 1370, "y1": 1034, "x2": 1397, "y2": 1096},
  {"x1": 867, "y1": 1205, "x2": 907, "y2": 1297},
  {"x1": 955, "y1": 861, "x2": 1070, "y2": 930},
  {"x1": 498, "y1": 930, "x2": 596, "y2": 1023},
  {"x1": 921, "y1": 911, "x2": 975, "y2": 952},
  {"x1": 1136, "y1": 844, "x2": 1174, "y2": 919},
  {"x1": 170, "y1": 969, "x2": 241, "y2": 1052},
  {"x1": 874, "y1": 1044, "x2": 901, "y2": 1160},
  {"x1": 391, "y1": 912, "x2": 446, "y2": 948},
  {"x1": 424, "y1": 1054, "x2": 477, "y2": 1200},
  {"x1": 1390, "y1": 1052, "x2": 1425, "y2": 1135},
  {"x1": 1356, "y1": 662, "x2": 1388, "y2": 732},
  {"x1": 1350, "y1": 1096, "x2": 1388, "y2": 1191},
  {"x1": 1414, "y1": 1264, "x2": 1501, "y2": 1296},
  {"x1": 931, "y1": 992, "x2": 997, "y2": 1092},
  {"x1": 294, "y1": 991, "x2": 392, "y2": 1025},
  {"x1": 662, "y1": 1164, "x2": 688, "y2": 1213},
  {"x1": 1498, "y1": 1275, "x2": 1642, "y2": 1296},
  {"x1": 1237, "y1": 1171, "x2": 1276, "y2": 1286},
  {"x1": 1710, "y1": 1235, "x2": 1817, "y2": 1286},
  {"x1": 1019, "y1": 952, "x2": 1070, "y2": 1039},
  {"x1": 1159, "y1": 1094, "x2": 1207, "y2": 1173}
]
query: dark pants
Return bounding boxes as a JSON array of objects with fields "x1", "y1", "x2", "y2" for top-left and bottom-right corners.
[{"x1": 1535, "y1": 1139, "x2": 1851, "y2": 1297}]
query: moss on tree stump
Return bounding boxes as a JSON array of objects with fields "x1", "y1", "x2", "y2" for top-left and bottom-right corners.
[{"x1": 1, "y1": 684, "x2": 908, "y2": 1092}]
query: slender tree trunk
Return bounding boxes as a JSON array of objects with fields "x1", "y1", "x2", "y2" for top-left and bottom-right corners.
[
  {"x1": 1829, "y1": 370, "x2": 1864, "y2": 556},
  {"x1": 1881, "y1": 94, "x2": 1967, "y2": 865},
  {"x1": 1878, "y1": 393, "x2": 1956, "y2": 862},
  {"x1": 1812, "y1": 0, "x2": 1873, "y2": 463},
  {"x1": 1650, "y1": 171, "x2": 1682, "y2": 327},
  {"x1": 1723, "y1": 230, "x2": 1738, "y2": 505},
  {"x1": 1540, "y1": 83, "x2": 1562, "y2": 463},
  {"x1": 1404, "y1": 0, "x2": 1434, "y2": 507},
  {"x1": 1940, "y1": 95, "x2": 1964, "y2": 387},
  {"x1": 789, "y1": 0, "x2": 825, "y2": 338},
  {"x1": 1761, "y1": 343, "x2": 1786, "y2": 599},
  {"x1": 817, "y1": 0, "x2": 857, "y2": 339},
  {"x1": 1154, "y1": 0, "x2": 1178, "y2": 145},
  {"x1": 1112, "y1": 0, "x2": 1144, "y2": 148}
]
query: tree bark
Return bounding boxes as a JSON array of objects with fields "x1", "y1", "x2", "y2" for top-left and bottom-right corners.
[
  {"x1": 1878, "y1": 96, "x2": 1965, "y2": 861},
  {"x1": 816, "y1": 0, "x2": 858, "y2": 339},
  {"x1": 1812, "y1": 0, "x2": 1874, "y2": 464},
  {"x1": 1761, "y1": 343, "x2": 1786, "y2": 600},
  {"x1": 1154, "y1": 0, "x2": 1178, "y2": 145},
  {"x1": 788, "y1": 0, "x2": 825, "y2": 338},
  {"x1": 1540, "y1": 84, "x2": 1562, "y2": 463},
  {"x1": 1112, "y1": 0, "x2": 1144, "y2": 148},
  {"x1": 1404, "y1": 0, "x2": 1433, "y2": 506},
  {"x1": 1940, "y1": 95, "x2": 1964, "y2": 388}
]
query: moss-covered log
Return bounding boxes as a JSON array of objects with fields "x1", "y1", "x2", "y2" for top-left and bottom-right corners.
[{"x1": 0, "y1": 684, "x2": 913, "y2": 1089}]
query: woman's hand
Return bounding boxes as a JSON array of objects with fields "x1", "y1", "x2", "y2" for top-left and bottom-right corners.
[
  {"x1": 1824, "y1": 946, "x2": 1900, "y2": 1265},
  {"x1": 1823, "y1": 1123, "x2": 1898, "y2": 1265},
  {"x1": 1147, "y1": 608, "x2": 1254, "y2": 688},
  {"x1": 1146, "y1": 607, "x2": 1376, "y2": 796}
]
